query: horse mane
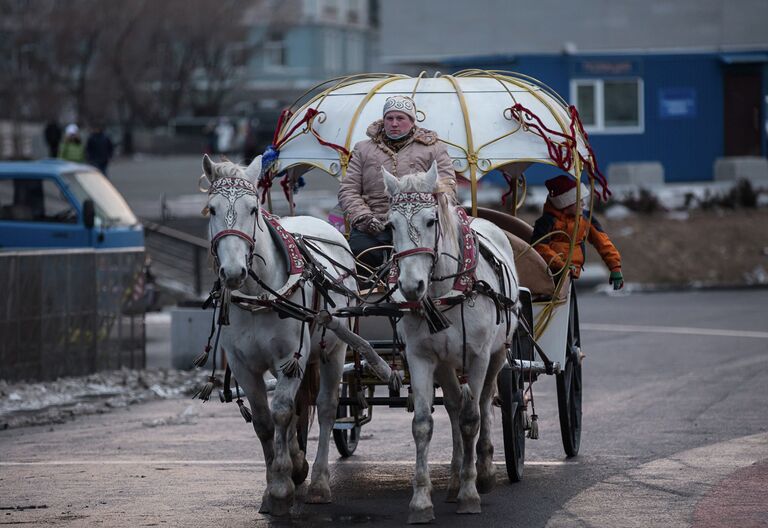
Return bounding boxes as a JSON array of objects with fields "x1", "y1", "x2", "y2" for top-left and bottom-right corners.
[
  {"x1": 209, "y1": 158, "x2": 247, "y2": 180},
  {"x1": 397, "y1": 171, "x2": 459, "y2": 251}
]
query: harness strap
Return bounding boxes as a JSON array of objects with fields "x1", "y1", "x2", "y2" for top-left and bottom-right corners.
[{"x1": 211, "y1": 229, "x2": 255, "y2": 253}]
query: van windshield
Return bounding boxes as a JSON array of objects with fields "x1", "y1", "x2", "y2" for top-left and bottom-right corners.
[{"x1": 62, "y1": 171, "x2": 138, "y2": 227}]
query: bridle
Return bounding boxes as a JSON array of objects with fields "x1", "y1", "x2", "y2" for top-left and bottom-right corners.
[
  {"x1": 389, "y1": 191, "x2": 441, "y2": 283},
  {"x1": 208, "y1": 177, "x2": 261, "y2": 269},
  {"x1": 390, "y1": 191, "x2": 440, "y2": 261},
  {"x1": 388, "y1": 190, "x2": 479, "y2": 297}
]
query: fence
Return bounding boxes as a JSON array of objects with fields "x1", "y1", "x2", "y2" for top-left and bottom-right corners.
[
  {"x1": 0, "y1": 248, "x2": 146, "y2": 381},
  {"x1": 143, "y1": 221, "x2": 215, "y2": 298}
]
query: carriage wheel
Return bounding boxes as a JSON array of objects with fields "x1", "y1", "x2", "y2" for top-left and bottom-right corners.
[
  {"x1": 498, "y1": 335, "x2": 526, "y2": 482},
  {"x1": 556, "y1": 286, "x2": 582, "y2": 457},
  {"x1": 333, "y1": 382, "x2": 362, "y2": 457}
]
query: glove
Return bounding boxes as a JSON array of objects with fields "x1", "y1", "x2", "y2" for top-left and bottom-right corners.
[
  {"x1": 355, "y1": 215, "x2": 385, "y2": 235},
  {"x1": 609, "y1": 270, "x2": 624, "y2": 290}
]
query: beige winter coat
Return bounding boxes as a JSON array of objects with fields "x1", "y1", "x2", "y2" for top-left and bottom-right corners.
[{"x1": 338, "y1": 120, "x2": 456, "y2": 228}]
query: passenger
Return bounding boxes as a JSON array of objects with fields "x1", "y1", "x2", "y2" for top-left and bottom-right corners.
[
  {"x1": 338, "y1": 95, "x2": 456, "y2": 270},
  {"x1": 532, "y1": 175, "x2": 624, "y2": 290}
]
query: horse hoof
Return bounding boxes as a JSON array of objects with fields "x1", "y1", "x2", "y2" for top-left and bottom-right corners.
[
  {"x1": 305, "y1": 485, "x2": 332, "y2": 504},
  {"x1": 445, "y1": 487, "x2": 459, "y2": 503},
  {"x1": 292, "y1": 458, "x2": 309, "y2": 486},
  {"x1": 408, "y1": 506, "x2": 435, "y2": 524},
  {"x1": 269, "y1": 496, "x2": 293, "y2": 517},
  {"x1": 456, "y1": 496, "x2": 481, "y2": 514},
  {"x1": 476, "y1": 473, "x2": 496, "y2": 494},
  {"x1": 258, "y1": 494, "x2": 271, "y2": 514}
]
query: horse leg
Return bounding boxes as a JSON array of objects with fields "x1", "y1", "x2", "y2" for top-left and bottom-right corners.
[
  {"x1": 306, "y1": 340, "x2": 345, "y2": 504},
  {"x1": 287, "y1": 406, "x2": 309, "y2": 486},
  {"x1": 476, "y1": 348, "x2": 506, "y2": 494},
  {"x1": 456, "y1": 355, "x2": 489, "y2": 515},
  {"x1": 268, "y1": 373, "x2": 303, "y2": 516},
  {"x1": 435, "y1": 364, "x2": 463, "y2": 503},
  {"x1": 407, "y1": 356, "x2": 437, "y2": 524},
  {"x1": 244, "y1": 377, "x2": 276, "y2": 514}
]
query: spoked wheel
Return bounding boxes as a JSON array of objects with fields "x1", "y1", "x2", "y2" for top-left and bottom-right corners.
[
  {"x1": 556, "y1": 285, "x2": 582, "y2": 457},
  {"x1": 498, "y1": 366, "x2": 526, "y2": 482},
  {"x1": 333, "y1": 382, "x2": 362, "y2": 457}
]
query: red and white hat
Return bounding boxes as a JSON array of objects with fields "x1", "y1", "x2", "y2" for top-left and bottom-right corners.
[{"x1": 545, "y1": 175, "x2": 591, "y2": 209}]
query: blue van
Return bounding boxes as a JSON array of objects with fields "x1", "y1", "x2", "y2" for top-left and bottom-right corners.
[{"x1": 0, "y1": 160, "x2": 144, "y2": 249}]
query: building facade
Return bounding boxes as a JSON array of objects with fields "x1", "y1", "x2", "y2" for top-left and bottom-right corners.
[{"x1": 378, "y1": 0, "x2": 768, "y2": 183}]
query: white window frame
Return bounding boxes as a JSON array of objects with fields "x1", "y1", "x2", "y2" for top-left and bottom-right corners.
[
  {"x1": 570, "y1": 78, "x2": 645, "y2": 135},
  {"x1": 263, "y1": 37, "x2": 287, "y2": 72}
]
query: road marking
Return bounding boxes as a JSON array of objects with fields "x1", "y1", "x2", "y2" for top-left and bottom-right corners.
[
  {"x1": 581, "y1": 323, "x2": 768, "y2": 339},
  {"x1": 545, "y1": 432, "x2": 768, "y2": 528},
  {"x1": 0, "y1": 460, "x2": 571, "y2": 467}
]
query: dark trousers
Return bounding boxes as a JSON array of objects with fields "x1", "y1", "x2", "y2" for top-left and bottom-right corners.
[{"x1": 348, "y1": 228, "x2": 392, "y2": 270}]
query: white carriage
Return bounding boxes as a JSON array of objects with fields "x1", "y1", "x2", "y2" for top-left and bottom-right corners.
[{"x1": 257, "y1": 70, "x2": 606, "y2": 481}]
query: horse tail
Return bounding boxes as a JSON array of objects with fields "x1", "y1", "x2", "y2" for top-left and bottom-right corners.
[{"x1": 296, "y1": 360, "x2": 319, "y2": 437}]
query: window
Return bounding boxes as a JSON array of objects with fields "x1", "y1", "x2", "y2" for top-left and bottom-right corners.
[
  {"x1": 571, "y1": 78, "x2": 644, "y2": 134},
  {"x1": 347, "y1": 33, "x2": 363, "y2": 71},
  {"x1": 324, "y1": 31, "x2": 342, "y2": 73},
  {"x1": 0, "y1": 178, "x2": 77, "y2": 223},
  {"x1": 264, "y1": 34, "x2": 286, "y2": 69},
  {"x1": 62, "y1": 171, "x2": 137, "y2": 227}
]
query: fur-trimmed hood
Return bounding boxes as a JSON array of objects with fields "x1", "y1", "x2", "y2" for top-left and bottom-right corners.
[{"x1": 365, "y1": 120, "x2": 439, "y2": 146}]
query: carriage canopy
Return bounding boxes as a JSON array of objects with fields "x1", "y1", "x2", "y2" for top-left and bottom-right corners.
[{"x1": 267, "y1": 71, "x2": 609, "y2": 210}]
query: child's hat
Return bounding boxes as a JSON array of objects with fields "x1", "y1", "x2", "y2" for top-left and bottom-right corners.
[{"x1": 545, "y1": 175, "x2": 591, "y2": 209}]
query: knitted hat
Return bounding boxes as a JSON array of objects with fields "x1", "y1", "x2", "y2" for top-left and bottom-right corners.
[
  {"x1": 383, "y1": 95, "x2": 417, "y2": 122},
  {"x1": 545, "y1": 175, "x2": 590, "y2": 209},
  {"x1": 65, "y1": 123, "x2": 79, "y2": 136}
]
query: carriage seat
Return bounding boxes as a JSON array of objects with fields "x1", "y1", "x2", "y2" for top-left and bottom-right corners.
[{"x1": 465, "y1": 206, "x2": 555, "y2": 298}]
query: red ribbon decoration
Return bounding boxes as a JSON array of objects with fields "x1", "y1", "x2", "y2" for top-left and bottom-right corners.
[
  {"x1": 508, "y1": 103, "x2": 611, "y2": 201},
  {"x1": 258, "y1": 108, "x2": 352, "y2": 205}
]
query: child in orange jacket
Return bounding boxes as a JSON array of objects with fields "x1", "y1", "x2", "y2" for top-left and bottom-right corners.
[{"x1": 532, "y1": 175, "x2": 624, "y2": 290}]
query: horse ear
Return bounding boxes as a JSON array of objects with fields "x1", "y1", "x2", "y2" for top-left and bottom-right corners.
[
  {"x1": 244, "y1": 155, "x2": 262, "y2": 183},
  {"x1": 424, "y1": 161, "x2": 438, "y2": 192},
  {"x1": 202, "y1": 154, "x2": 215, "y2": 180},
  {"x1": 382, "y1": 167, "x2": 399, "y2": 196}
]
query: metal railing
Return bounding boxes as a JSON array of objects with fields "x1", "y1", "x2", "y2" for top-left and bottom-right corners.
[{"x1": 143, "y1": 221, "x2": 214, "y2": 298}]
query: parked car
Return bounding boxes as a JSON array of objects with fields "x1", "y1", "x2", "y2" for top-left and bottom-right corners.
[{"x1": 0, "y1": 160, "x2": 144, "y2": 249}]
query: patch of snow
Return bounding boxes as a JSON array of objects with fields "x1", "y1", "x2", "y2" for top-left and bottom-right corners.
[
  {"x1": 665, "y1": 211, "x2": 690, "y2": 221},
  {"x1": 604, "y1": 204, "x2": 632, "y2": 219}
]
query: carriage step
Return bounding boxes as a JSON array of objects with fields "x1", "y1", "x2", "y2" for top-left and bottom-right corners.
[
  {"x1": 333, "y1": 417, "x2": 358, "y2": 430},
  {"x1": 506, "y1": 359, "x2": 561, "y2": 375}
]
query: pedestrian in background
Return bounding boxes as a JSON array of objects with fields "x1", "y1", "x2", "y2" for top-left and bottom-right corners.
[
  {"x1": 43, "y1": 120, "x2": 62, "y2": 158},
  {"x1": 58, "y1": 124, "x2": 85, "y2": 162},
  {"x1": 86, "y1": 124, "x2": 115, "y2": 176}
]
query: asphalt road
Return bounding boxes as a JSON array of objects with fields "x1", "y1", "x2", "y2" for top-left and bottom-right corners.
[{"x1": 2, "y1": 289, "x2": 767, "y2": 526}]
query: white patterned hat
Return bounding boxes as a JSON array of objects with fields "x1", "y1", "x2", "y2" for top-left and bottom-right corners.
[{"x1": 383, "y1": 96, "x2": 417, "y2": 121}]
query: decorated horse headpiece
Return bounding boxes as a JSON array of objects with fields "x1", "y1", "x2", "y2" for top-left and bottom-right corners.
[
  {"x1": 208, "y1": 177, "x2": 258, "y2": 229},
  {"x1": 390, "y1": 192, "x2": 437, "y2": 245}
]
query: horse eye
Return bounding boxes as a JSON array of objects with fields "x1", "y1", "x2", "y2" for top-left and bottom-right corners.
[
  {"x1": 386, "y1": 222, "x2": 395, "y2": 231},
  {"x1": 250, "y1": 207, "x2": 257, "y2": 215},
  {"x1": 426, "y1": 218, "x2": 436, "y2": 227},
  {"x1": 209, "y1": 207, "x2": 216, "y2": 216}
]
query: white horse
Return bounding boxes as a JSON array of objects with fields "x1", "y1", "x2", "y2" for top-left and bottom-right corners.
[
  {"x1": 383, "y1": 163, "x2": 519, "y2": 523},
  {"x1": 201, "y1": 154, "x2": 357, "y2": 515}
]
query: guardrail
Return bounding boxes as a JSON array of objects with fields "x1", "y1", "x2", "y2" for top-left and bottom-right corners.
[{"x1": 142, "y1": 221, "x2": 215, "y2": 298}]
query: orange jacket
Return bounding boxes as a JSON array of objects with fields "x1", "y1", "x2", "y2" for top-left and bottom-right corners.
[{"x1": 532, "y1": 201, "x2": 621, "y2": 278}]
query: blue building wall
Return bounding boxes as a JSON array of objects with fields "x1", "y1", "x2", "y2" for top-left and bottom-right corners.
[{"x1": 447, "y1": 52, "x2": 767, "y2": 184}]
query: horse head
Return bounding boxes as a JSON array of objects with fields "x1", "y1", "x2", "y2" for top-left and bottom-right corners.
[
  {"x1": 202, "y1": 154, "x2": 263, "y2": 290},
  {"x1": 383, "y1": 161, "x2": 442, "y2": 302}
]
